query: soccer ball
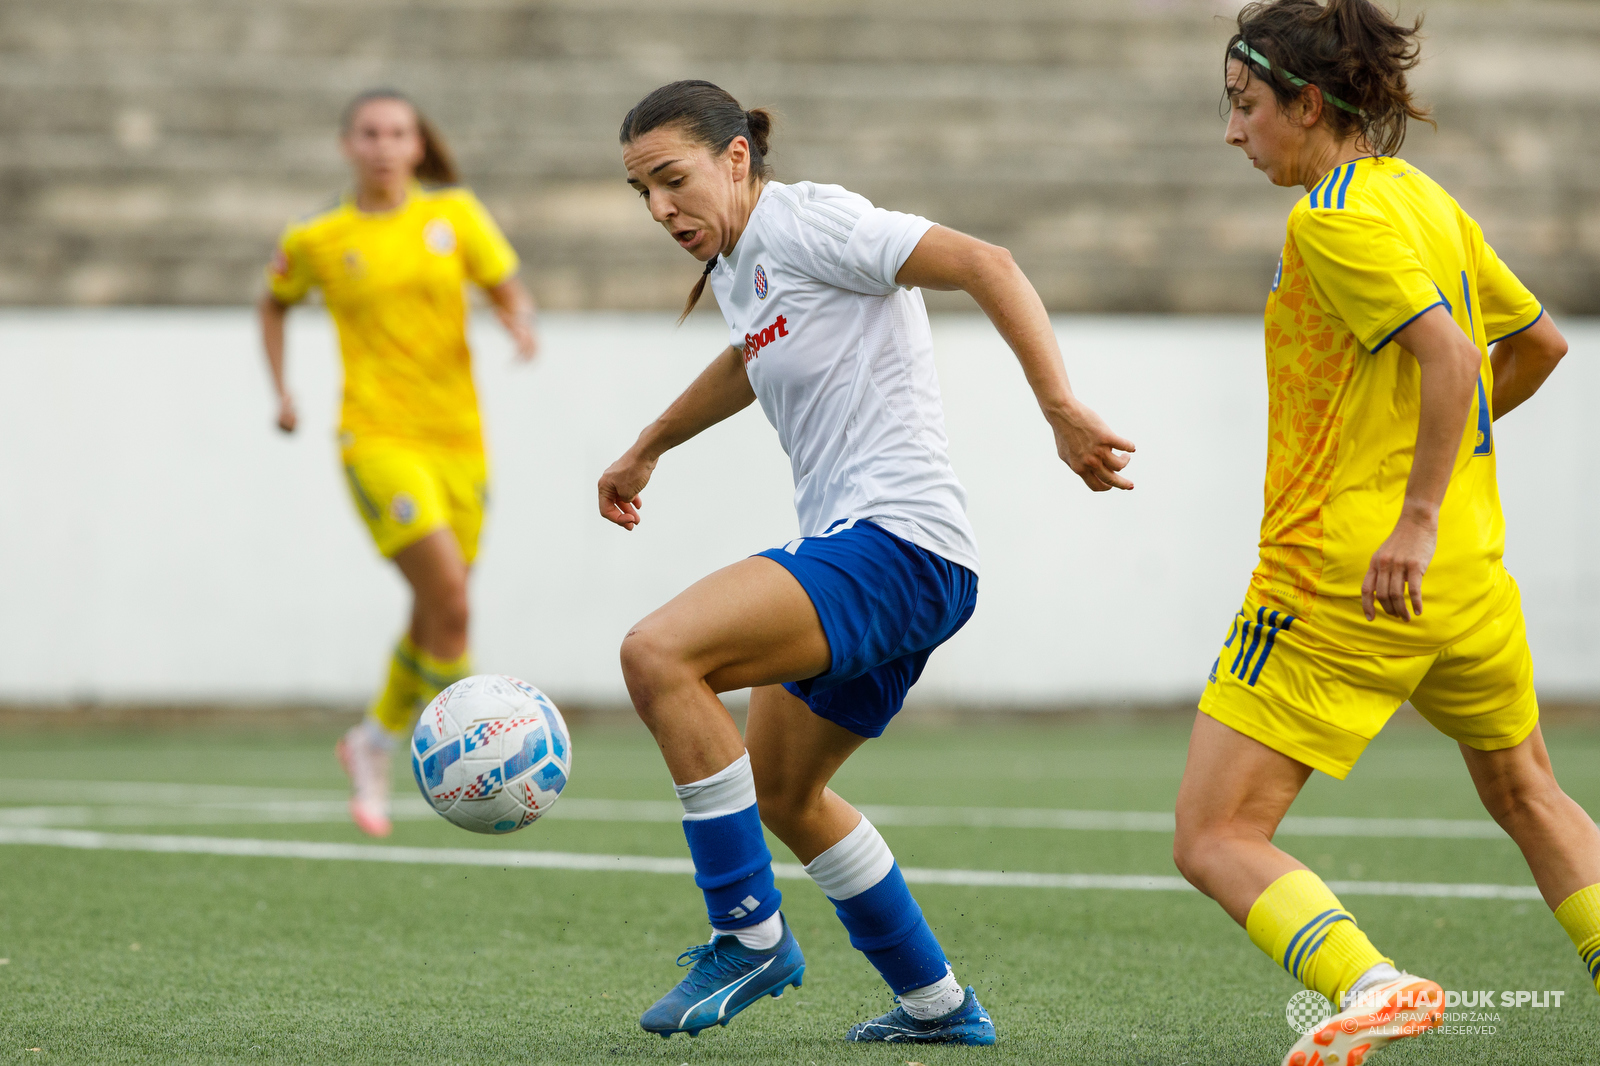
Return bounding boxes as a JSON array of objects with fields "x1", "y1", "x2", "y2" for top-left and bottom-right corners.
[{"x1": 410, "y1": 674, "x2": 572, "y2": 834}]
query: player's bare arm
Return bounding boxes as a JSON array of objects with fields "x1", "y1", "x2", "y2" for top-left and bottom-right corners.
[
  {"x1": 256, "y1": 291, "x2": 296, "y2": 433},
  {"x1": 1490, "y1": 310, "x2": 1567, "y2": 419},
  {"x1": 1362, "y1": 306, "x2": 1481, "y2": 623},
  {"x1": 895, "y1": 226, "x2": 1136, "y2": 492},
  {"x1": 598, "y1": 344, "x2": 755, "y2": 530},
  {"x1": 486, "y1": 277, "x2": 539, "y2": 362}
]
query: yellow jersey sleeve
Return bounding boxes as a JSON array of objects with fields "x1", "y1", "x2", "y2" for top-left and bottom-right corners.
[
  {"x1": 1293, "y1": 209, "x2": 1445, "y2": 353},
  {"x1": 452, "y1": 191, "x2": 519, "y2": 289},
  {"x1": 1472, "y1": 227, "x2": 1543, "y2": 344},
  {"x1": 266, "y1": 224, "x2": 317, "y2": 304}
]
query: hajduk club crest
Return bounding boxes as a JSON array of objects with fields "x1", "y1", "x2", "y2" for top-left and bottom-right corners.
[{"x1": 754, "y1": 263, "x2": 769, "y2": 300}]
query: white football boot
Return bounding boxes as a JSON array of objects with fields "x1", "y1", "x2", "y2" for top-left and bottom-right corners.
[
  {"x1": 335, "y1": 723, "x2": 393, "y2": 837},
  {"x1": 1282, "y1": 973, "x2": 1444, "y2": 1066}
]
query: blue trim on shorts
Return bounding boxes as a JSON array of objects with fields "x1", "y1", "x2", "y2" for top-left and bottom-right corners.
[{"x1": 757, "y1": 521, "x2": 977, "y2": 739}]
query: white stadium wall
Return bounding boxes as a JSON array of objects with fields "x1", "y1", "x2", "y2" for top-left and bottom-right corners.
[{"x1": 0, "y1": 309, "x2": 1596, "y2": 707}]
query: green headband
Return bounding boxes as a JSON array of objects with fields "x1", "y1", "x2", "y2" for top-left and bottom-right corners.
[{"x1": 1231, "y1": 40, "x2": 1366, "y2": 117}]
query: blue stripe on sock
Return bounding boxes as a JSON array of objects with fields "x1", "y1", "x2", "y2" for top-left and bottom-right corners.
[
  {"x1": 829, "y1": 862, "x2": 950, "y2": 995},
  {"x1": 1282, "y1": 908, "x2": 1339, "y2": 974},
  {"x1": 682, "y1": 805, "x2": 781, "y2": 929},
  {"x1": 1289, "y1": 912, "x2": 1351, "y2": 980}
]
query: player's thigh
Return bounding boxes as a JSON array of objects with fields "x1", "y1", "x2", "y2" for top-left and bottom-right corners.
[
  {"x1": 628, "y1": 556, "x2": 831, "y2": 693},
  {"x1": 342, "y1": 443, "x2": 450, "y2": 559},
  {"x1": 1198, "y1": 606, "x2": 1425, "y2": 780},
  {"x1": 1177, "y1": 710, "x2": 1313, "y2": 836},
  {"x1": 746, "y1": 684, "x2": 869, "y2": 806},
  {"x1": 393, "y1": 527, "x2": 468, "y2": 607},
  {"x1": 1409, "y1": 595, "x2": 1539, "y2": 755}
]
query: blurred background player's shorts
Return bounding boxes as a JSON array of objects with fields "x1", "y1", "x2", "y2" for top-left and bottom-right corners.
[
  {"x1": 340, "y1": 438, "x2": 488, "y2": 563},
  {"x1": 1199, "y1": 581, "x2": 1539, "y2": 779}
]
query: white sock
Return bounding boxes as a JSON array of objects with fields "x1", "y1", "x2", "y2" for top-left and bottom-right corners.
[
  {"x1": 804, "y1": 815, "x2": 894, "y2": 900},
  {"x1": 359, "y1": 716, "x2": 395, "y2": 751},
  {"x1": 674, "y1": 752, "x2": 756, "y2": 820},
  {"x1": 1344, "y1": 962, "x2": 1402, "y2": 1007},
  {"x1": 899, "y1": 966, "x2": 966, "y2": 1020},
  {"x1": 712, "y1": 912, "x2": 784, "y2": 952}
]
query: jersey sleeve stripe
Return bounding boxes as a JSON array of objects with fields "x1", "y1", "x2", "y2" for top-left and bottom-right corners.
[
  {"x1": 1307, "y1": 171, "x2": 1333, "y2": 209},
  {"x1": 1485, "y1": 306, "x2": 1545, "y2": 346},
  {"x1": 1321, "y1": 166, "x2": 1343, "y2": 209},
  {"x1": 1372, "y1": 299, "x2": 1447, "y2": 352},
  {"x1": 1334, "y1": 164, "x2": 1356, "y2": 209}
]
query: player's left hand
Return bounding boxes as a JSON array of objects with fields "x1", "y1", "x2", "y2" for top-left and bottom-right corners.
[
  {"x1": 598, "y1": 448, "x2": 655, "y2": 531},
  {"x1": 1363, "y1": 511, "x2": 1437, "y2": 622},
  {"x1": 1049, "y1": 401, "x2": 1136, "y2": 492},
  {"x1": 503, "y1": 311, "x2": 538, "y2": 362}
]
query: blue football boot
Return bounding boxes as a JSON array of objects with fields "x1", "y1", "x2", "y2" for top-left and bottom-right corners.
[
  {"x1": 845, "y1": 986, "x2": 996, "y2": 1045},
  {"x1": 639, "y1": 915, "x2": 806, "y2": 1038}
]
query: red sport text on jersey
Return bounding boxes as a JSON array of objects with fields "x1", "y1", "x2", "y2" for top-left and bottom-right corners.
[{"x1": 743, "y1": 315, "x2": 790, "y2": 365}]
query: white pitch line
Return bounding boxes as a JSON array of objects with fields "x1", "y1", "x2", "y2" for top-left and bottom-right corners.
[
  {"x1": 0, "y1": 827, "x2": 1543, "y2": 900},
  {"x1": 0, "y1": 779, "x2": 1522, "y2": 838}
]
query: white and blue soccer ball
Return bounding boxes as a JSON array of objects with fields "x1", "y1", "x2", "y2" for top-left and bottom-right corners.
[{"x1": 410, "y1": 674, "x2": 571, "y2": 835}]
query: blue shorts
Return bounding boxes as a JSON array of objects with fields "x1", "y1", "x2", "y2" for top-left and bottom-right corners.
[{"x1": 757, "y1": 520, "x2": 978, "y2": 739}]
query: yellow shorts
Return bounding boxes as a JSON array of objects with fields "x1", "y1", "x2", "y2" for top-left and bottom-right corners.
[
  {"x1": 1198, "y1": 581, "x2": 1539, "y2": 779},
  {"x1": 340, "y1": 439, "x2": 488, "y2": 564}
]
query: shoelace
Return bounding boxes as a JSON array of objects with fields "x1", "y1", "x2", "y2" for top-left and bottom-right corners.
[{"x1": 673, "y1": 942, "x2": 742, "y2": 993}]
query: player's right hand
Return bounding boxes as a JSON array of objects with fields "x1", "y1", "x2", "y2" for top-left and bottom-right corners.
[
  {"x1": 598, "y1": 450, "x2": 655, "y2": 531},
  {"x1": 276, "y1": 393, "x2": 298, "y2": 434},
  {"x1": 1050, "y1": 401, "x2": 1135, "y2": 492}
]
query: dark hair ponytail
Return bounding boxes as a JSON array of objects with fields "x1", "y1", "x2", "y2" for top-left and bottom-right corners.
[
  {"x1": 342, "y1": 88, "x2": 460, "y2": 186},
  {"x1": 620, "y1": 80, "x2": 775, "y2": 320},
  {"x1": 1226, "y1": 0, "x2": 1433, "y2": 156}
]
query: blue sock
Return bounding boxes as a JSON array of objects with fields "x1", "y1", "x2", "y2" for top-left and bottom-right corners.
[
  {"x1": 831, "y1": 864, "x2": 949, "y2": 993},
  {"x1": 675, "y1": 754, "x2": 781, "y2": 930},
  {"x1": 806, "y1": 815, "x2": 951, "y2": 994}
]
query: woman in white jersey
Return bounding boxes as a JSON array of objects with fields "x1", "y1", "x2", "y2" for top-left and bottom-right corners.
[{"x1": 600, "y1": 81, "x2": 1134, "y2": 1045}]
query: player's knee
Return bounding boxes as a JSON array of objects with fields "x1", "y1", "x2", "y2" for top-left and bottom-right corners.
[
  {"x1": 1171, "y1": 823, "x2": 1209, "y2": 885},
  {"x1": 1480, "y1": 771, "x2": 1565, "y2": 830},
  {"x1": 434, "y1": 579, "x2": 470, "y2": 639},
  {"x1": 619, "y1": 623, "x2": 693, "y2": 716},
  {"x1": 753, "y1": 784, "x2": 804, "y2": 836},
  {"x1": 1171, "y1": 814, "x2": 1241, "y2": 888}
]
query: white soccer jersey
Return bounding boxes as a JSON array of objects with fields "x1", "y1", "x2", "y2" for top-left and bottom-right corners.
[{"x1": 708, "y1": 180, "x2": 980, "y2": 575}]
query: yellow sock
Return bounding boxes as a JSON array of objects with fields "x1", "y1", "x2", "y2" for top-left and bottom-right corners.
[
  {"x1": 1247, "y1": 869, "x2": 1390, "y2": 1006},
  {"x1": 1555, "y1": 883, "x2": 1600, "y2": 995},
  {"x1": 369, "y1": 636, "x2": 472, "y2": 735}
]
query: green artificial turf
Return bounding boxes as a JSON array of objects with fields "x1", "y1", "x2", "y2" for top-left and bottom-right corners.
[{"x1": 1, "y1": 714, "x2": 1597, "y2": 1064}]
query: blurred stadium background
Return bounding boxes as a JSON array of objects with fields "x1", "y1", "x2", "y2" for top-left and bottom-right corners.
[{"x1": 0, "y1": 0, "x2": 1596, "y2": 713}]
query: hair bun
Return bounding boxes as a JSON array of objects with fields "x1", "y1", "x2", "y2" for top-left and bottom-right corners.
[{"x1": 744, "y1": 108, "x2": 774, "y2": 158}]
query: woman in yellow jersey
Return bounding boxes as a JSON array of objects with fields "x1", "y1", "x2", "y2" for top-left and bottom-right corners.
[
  {"x1": 1168, "y1": 3, "x2": 1600, "y2": 1062},
  {"x1": 258, "y1": 89, "x2": 537, "y2": 837}
]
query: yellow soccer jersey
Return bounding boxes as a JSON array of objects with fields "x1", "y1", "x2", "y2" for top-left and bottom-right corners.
[
  {"x1": 1253, "y1": 155, "x2": 1543, "y2": 654},
  {"x1": 267, "y1": 184, "x2": 519, "y2": 451}
]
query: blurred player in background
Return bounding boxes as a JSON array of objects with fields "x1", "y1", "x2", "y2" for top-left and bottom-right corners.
[
  {"x1": 601, "y1": 81, "x2": 1134, "y2": 1044},
  {"x1": 258, "y1": 89, "x2": 537, "y2": 837},
  {"x1": 1171, "y1": 3, "x2": 1598, "y2": 1063}
]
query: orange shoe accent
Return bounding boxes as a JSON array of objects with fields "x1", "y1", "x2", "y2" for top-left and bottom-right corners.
[
  {"x1": 1280, "y1": 975, "x2": 1443, "y2": 1066},
  {"x1": 348, "y1": 796, "x2": 393, "y2": 837}
]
